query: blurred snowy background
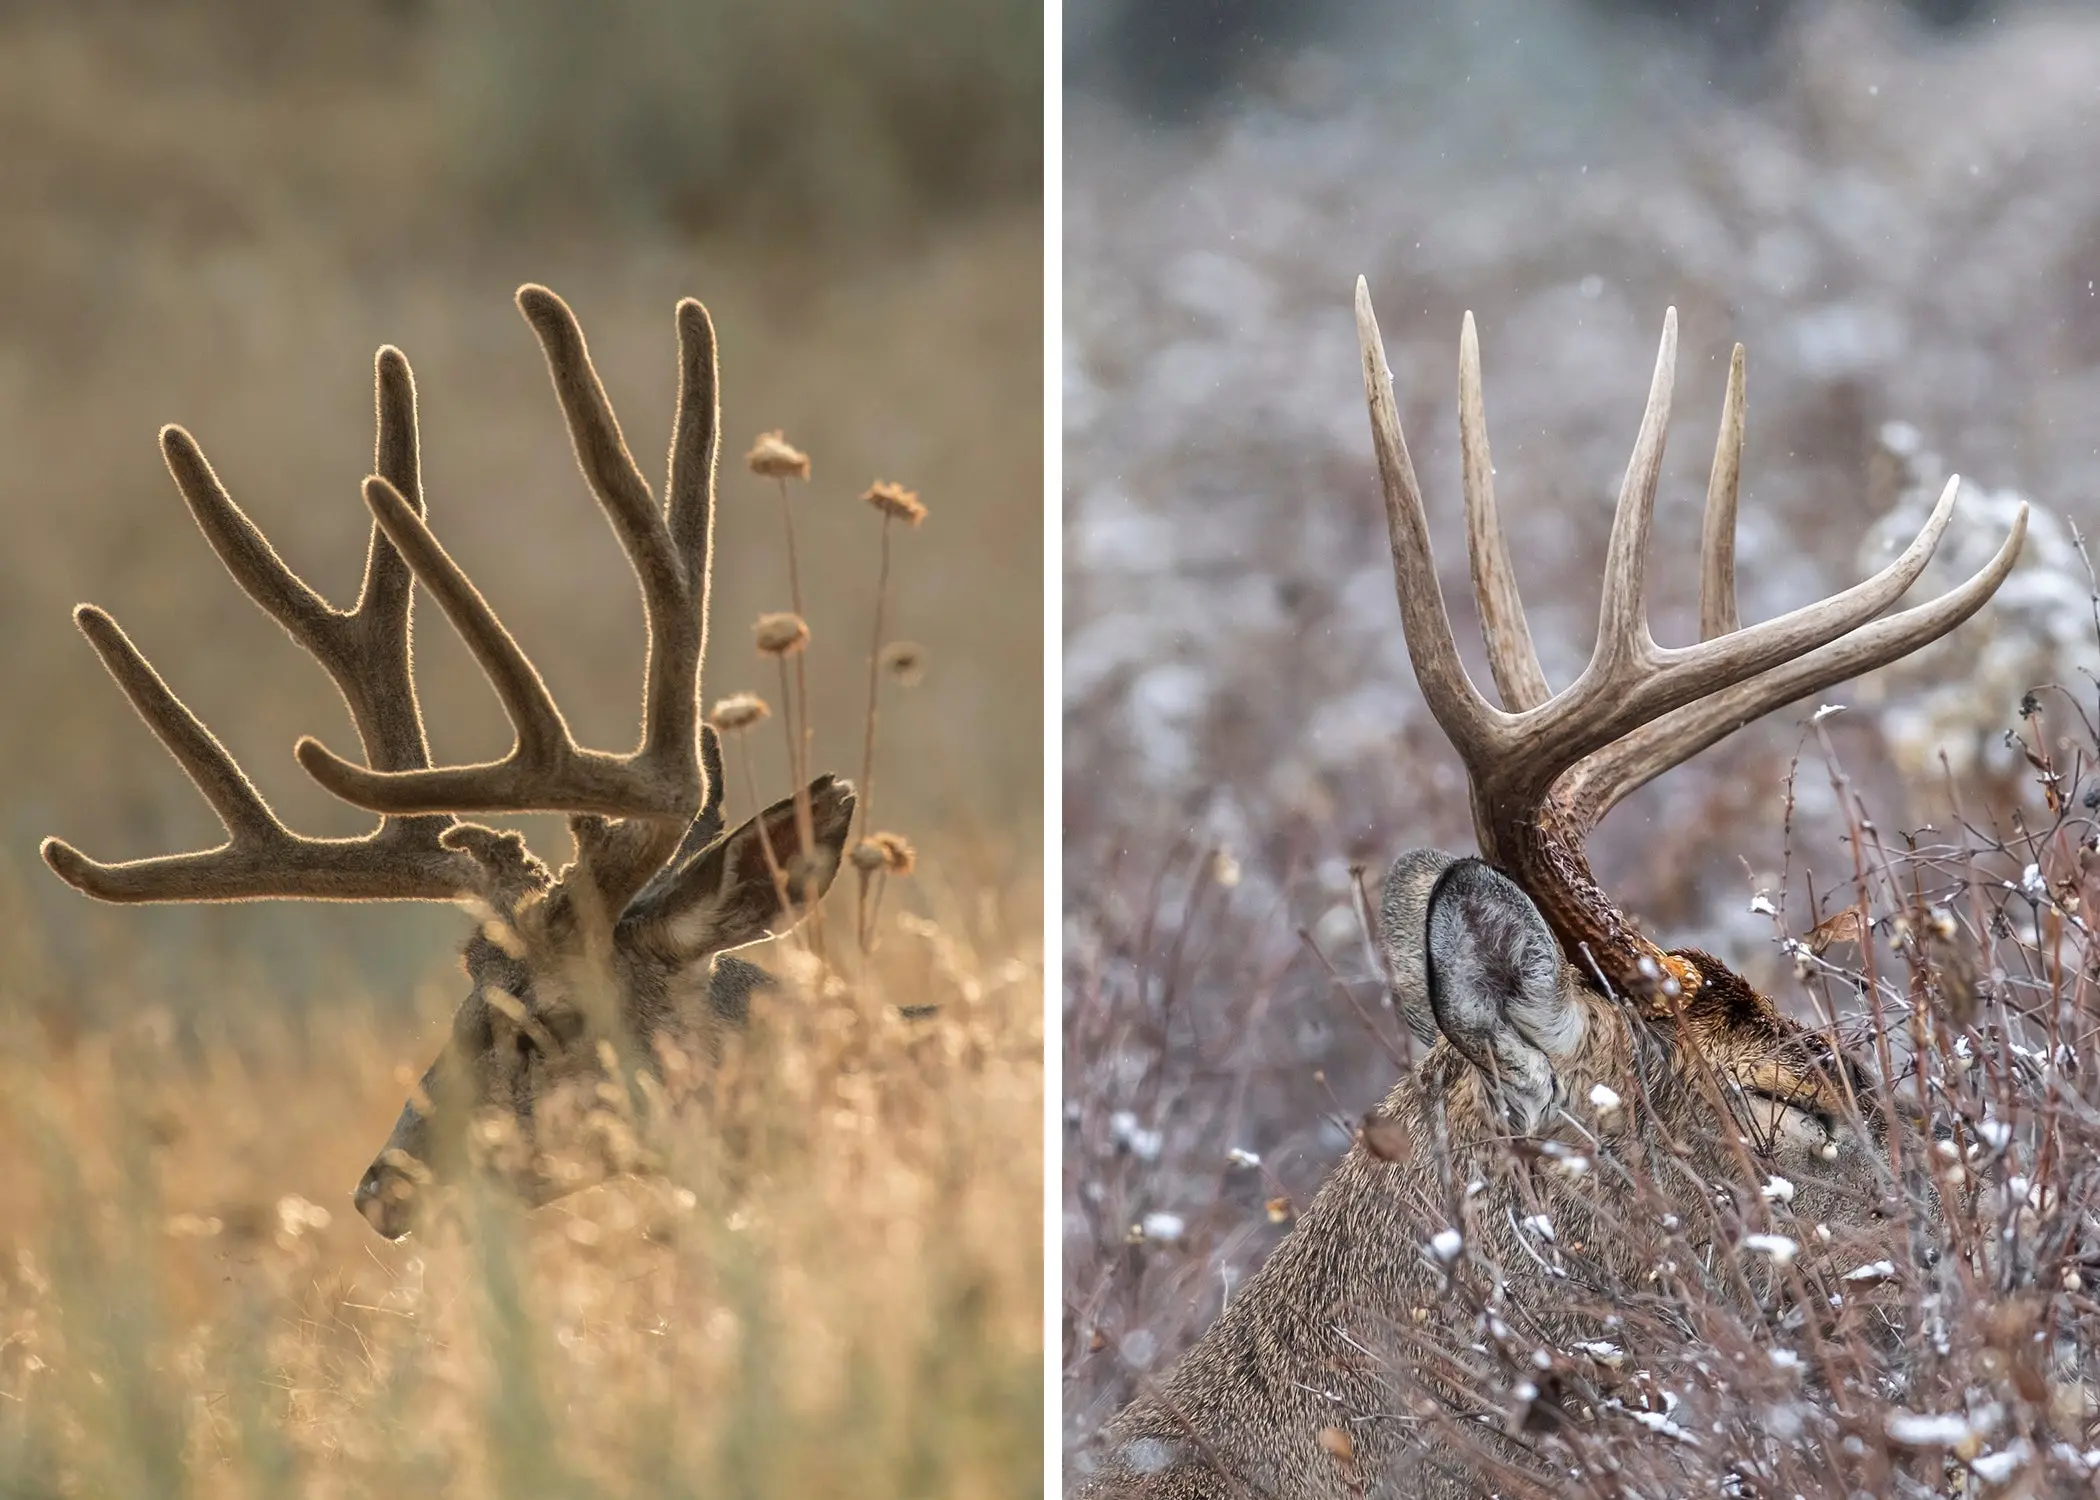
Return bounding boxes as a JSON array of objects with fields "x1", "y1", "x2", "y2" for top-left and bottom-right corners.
[{"x1": 1063, "y1": 0, "x2": 2100, "y2": 1464}]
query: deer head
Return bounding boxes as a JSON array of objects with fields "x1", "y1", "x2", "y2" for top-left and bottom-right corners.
[
  {"x1": 1083, "y1": 283, "x2": 2025, "y2": 1499},
  {"x1": 42, "y1": 286, "x2": 854, "y2": 1239}
]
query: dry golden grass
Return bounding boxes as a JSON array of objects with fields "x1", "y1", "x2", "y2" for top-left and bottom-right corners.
[{"x1": 0, "y1": 876, "x2": 1042, "y2": 1497}]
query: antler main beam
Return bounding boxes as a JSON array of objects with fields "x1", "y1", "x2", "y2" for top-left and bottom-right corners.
[{"x1": 1354, "y1": 276, "x2": 2027, "y2": 998}]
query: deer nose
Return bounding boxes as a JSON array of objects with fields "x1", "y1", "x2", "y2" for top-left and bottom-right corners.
[{"x1": 354, "y1": 1162, "x2": 416, "y2": 1240}]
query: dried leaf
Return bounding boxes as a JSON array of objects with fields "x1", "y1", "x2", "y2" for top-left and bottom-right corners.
[{"x1": 1806, "y1": 904, "x2": 1867, "y2": 955}]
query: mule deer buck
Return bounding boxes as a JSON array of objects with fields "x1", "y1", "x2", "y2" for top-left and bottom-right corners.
[
  {"x1": 41, "y1": 286, "x2": 853, "y2": 1239},
  {"x1": 1079, "y1": 281, "x2": 2027, "y2": 1499}
]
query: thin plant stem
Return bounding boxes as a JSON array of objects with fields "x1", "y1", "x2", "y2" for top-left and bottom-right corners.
[
  {"x1": 856, "y1": 514, "x2": 896, "y2": 954},
  {"x1": 776, "y1": 475, "x2": 816, "y2": 819},
  {"x1": 777, "y1": 655, "x2": 822, "y2": 956},
  {"x1": 776, "y1": 476, "x2": 805, "y2": 617},
  {"x1": 860, "y1": 514, "x2": 894, "y2": 833}
]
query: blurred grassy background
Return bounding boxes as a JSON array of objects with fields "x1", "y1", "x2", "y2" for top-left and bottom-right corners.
[
  {"x1": 0, "y1": 2, "x2": 1042, "y2": 1492},
  {"x1": 1, "y1": 0, "x2": 1042, "y2": 1010}
]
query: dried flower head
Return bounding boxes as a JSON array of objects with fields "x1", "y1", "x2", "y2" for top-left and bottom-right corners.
[
  {"x1": 880, "y1": 641, "x2": 926, "y2": 686},
  {"x1": 746, "y1": 431, "x2": 810, "y2": 480},
  {"x1": 861, "y1": 479, "x2": 926, "y2": 525},
  {"x1": 850, "y1": 839, "x2": 887, "y2": 873},
  {"x1": 868, "y1": 830, "x2": 916, "y2": 875},
  {"x1": 753, "y1": 612, "x2": 809, "y2": 656},
  {"x1": 708, "y1": 693, "x2": 771, "y2": 732}
]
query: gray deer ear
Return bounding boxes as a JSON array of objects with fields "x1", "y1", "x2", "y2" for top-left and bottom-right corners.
[
  {"x1": 622, "y1": 775, "x2": 856, "y2": 962},
  {"x1": 1423, "y1": 859, "x2": 1583, "y2": 1135},
  {"x1": 1380, "y1": 848, "x2": 1461, "y2": 1046}
]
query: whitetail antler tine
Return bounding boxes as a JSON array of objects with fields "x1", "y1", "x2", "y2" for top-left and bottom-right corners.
[
  {"x1": 1590, "y1": 308, "x2": 1677, "y2": 674},
  {"x1": 1560, "y1": 502, "x2": 2028, "y2": 823},
  {"x1": 1600, "y1": 473, "x2": 1963, "y2": 745},
  {"x1": 296, "y1": 475, "x2": 572, "y2": 808},
  {"x1": 1356, "y1": 278, "x2": 1500, "y2": 762},
  {"x1": 161, "y1": 427, "x2": 335, "y2": 641},
  {"x1": 1699, "y1": 345, "x2": 1746, "y2": 641},
  {"x1": 69, "y1": 605, "x2": 282, "y2": 843},
  {"x1": 1459, "y1": 312, "x2": 1551, "y2": 712}
]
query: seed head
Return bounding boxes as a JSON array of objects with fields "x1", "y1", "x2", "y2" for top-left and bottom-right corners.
[
  {"x1": 881, "y1": 640, "x2": 926, "y2": 686},
  {"x1": 861, "y1": 479, "x2": 926, "y2": 525},
  {"x1": 867, "y1": 830, "x2": 916, "y2": 875},
  {"x1": 746, "y1": 431, "x2": 810, "y2": 480},
  {"x1": 708, "y1": 693, "x2": 771, "y2": 732},
  {"x1": 850, "y1": 840, "x2": 887, "y2": 873},
  {"x1": 753, "y1": 612, "x2": 809, "y2": 656}
]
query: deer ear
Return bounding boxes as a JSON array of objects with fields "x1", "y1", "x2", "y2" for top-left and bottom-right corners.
[
  {"x1": 1423, "y1": 859, "x2": 1584, "y2": 1134},
  {"x1": 1380, "y1": 848, "x2": 1461, "y2": 1046},
  {"x1": 623, "y1": 775, "x2": 856, "y2": 961}
]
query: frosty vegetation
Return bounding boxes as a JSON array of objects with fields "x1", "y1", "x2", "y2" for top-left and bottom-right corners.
[{"x1": 1066, "y1": 2, "x2": 2100, "y2": 1493}]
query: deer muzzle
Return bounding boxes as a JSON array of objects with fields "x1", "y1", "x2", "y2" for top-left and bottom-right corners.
[
  {"x1": 353, "y1": 1156, "x2": 422, "y2": 1239},
  {"x1": 355, "y1": 1099, "x2": 436, "y2": 1239}
]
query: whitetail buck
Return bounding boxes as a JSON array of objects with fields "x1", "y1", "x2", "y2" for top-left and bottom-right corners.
[
  {"x1": 41, "y1": 286, "x2": 853, "y2": 1239},
  {"x1": 1079, "y1": 282, "x2": 2028, "y2": 1499}
]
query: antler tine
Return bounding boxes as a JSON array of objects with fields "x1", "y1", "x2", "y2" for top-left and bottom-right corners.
[
  {"x1": 1459, "y1": 312, "x2": 1551, "y2": 713},
  {"x1": 1700, "y1": 345, "x2": 1746, "y2": 642},
  {"x1": 1588, "y1": 308, "x2": 1677, "y2": 681},
  {"x1": 666, "y1": 297, "x2": 721, "y2": 605},
  {"x1": 351, "y1": 348, "x2": 442, "y2": 776},
  {"x1": 40, "y1": 607, "x2": 485, "y2": 903},
  {"x1": 1356, "y1": 278, "x2": 1504, "y2": 766},
  {"x1": 1558, "y1": 498, "x2": 2028, "y2": 827}
]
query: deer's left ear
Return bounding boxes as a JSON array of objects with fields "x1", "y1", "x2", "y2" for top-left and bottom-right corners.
[
  {"x1": 1423, "y1": 859, "x2": 1585, "y2": 1134},
  {"x1": 621, "y1": 775, "x2": 855, "y2": 960}
]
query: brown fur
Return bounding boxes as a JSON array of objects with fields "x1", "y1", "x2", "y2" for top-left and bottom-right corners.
[{"x1": 1079, "y1": 934, "x2": 1886, "y2": 1500}]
